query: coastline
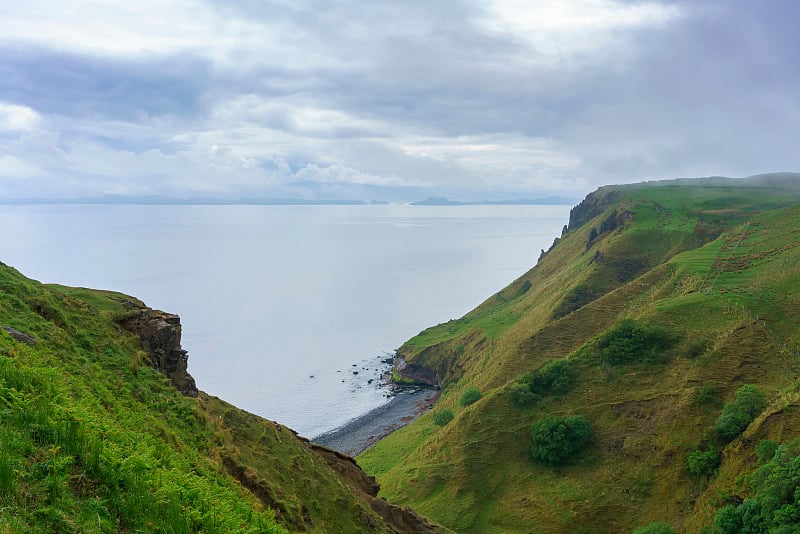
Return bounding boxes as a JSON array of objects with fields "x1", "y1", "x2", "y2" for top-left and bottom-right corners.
[{"x1": 312, "y1": 388, "x2": 439, "y2": 456}]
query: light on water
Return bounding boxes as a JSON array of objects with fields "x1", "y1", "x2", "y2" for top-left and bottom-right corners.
[{"x1": 1, "y1": 204, "x2": 570, "y2": 436}]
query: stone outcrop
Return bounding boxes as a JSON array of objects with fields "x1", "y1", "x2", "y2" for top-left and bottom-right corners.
[
  {"x1": 1, "y1": 326, "x2": 36, "y2": 346},
  {"x1": 393, "y1": 355, "x2": 439, "y2": 387},
  {"x1": 310, "y1": 442, "x2": 444, "y2": 533},
  {"x1": 118, "y1": 307, "x2": 198, "y2": 396}
]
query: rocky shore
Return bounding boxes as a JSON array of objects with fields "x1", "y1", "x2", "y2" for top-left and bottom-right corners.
[{"x1": 313, "y1": 388, "x2": 439, "y2": 456}]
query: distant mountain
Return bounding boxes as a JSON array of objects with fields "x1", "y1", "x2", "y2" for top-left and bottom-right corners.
[{"x1": 410, "y1": 196, "x2": 577, "y2": 206}]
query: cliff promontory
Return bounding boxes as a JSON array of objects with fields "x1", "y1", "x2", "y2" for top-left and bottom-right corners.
[{"x1": 0, "y1": 263, "x2": 448, "y2": 533}]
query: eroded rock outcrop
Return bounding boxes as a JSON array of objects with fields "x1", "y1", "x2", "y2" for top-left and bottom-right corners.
[
  {"x1": 118, "y1": 307, "x2": 198, "y2": 396},
  {"x1": 310, "y1": 442, "x2": 444, "y2": 533},
  {"x1": 2, "y1": 326, "x2": 36, "y2": 346},
  {"x1": 393, "y1": 355, "x2": 439, "y2": 387}
]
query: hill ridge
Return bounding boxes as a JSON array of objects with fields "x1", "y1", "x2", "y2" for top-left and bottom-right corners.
[{"x1": 360, "y1": 177, "x2": 800, "y2": 533}]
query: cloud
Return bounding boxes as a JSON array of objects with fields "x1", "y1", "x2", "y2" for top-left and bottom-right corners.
[
  {"x1": 0, "y1": 155, "x2": 45, "y2": 179},
  {"x1": 0, "y1": 0, "x2": 797, "y2": 201},
  {"x1": 481, "y1": 0, "x2": 682, "y2": 64},
  {"x1": 0, "y1": 102, "x2": 41, "y2": 132}
]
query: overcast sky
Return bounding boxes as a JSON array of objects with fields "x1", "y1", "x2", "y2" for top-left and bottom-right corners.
[{"x1": 0, "y1": 0, "x2": 797, "y2": 202}]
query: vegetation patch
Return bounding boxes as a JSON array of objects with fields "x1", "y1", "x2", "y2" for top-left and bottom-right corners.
[
  {"x1": 632, "y1": 522, "x2": 675, "y2": 534},
  {"x1": 695, "y1": 382, "x2": 723, "y2": 407},
  {"x1": 713, "y1": 384, "x2": 766, "y2": 442},
  {"x1": 458, "y1": 387, "x2": 481, "y2": 407},
  {"x1": 511, "y1": 358, "x2": 576, "y2": 407},
  {"x1": 686, "y1": 449, "x2": 721, "y2": 477},
  {"x1": 713, "y1": 439, "x2": 800, "y2": 533},
  {"x1": 594, "y1": 319, "x2": 678, "y2": 365},
  {"x1": 432, "y1": 409, "x2": 455, "y2": 427},
  {"x1": 529, "y1": 415, "x2": 592, "y2": 466}
]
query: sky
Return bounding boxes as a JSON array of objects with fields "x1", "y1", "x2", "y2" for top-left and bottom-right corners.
[{"x1": 0, "y1": 0, "x2": 798, "y2": 202}]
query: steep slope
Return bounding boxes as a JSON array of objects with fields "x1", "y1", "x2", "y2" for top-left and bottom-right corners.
[
  {"x1": 0, "y1": 263, "x2": 445, "y2": 533},
  {"x1": 358, "y1": 175, "x2": 800, "y2": 533}
]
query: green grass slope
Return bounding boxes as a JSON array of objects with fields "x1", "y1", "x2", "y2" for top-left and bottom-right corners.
[
  {"x1": 0, "y1": 263, "x2": 444, "y2": 533},
  {"x1": 359, "y1": 175, "x2": 800, "y2": 533}
]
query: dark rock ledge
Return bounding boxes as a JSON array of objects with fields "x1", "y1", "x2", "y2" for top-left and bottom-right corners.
[
  {"x1": 117, "y1": 307, "x2": 198, "y2": 396},
  {"x1": 1, "y1": 326, "x2": 37, "y2": 346}
]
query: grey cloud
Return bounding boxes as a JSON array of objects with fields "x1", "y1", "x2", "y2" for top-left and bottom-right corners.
[
  {"x1": 0, "y1": 0, "x2": 797, "y2": 201},
  {"x1": 0, "y1": 45, "x2": 210, "y2": 120}
]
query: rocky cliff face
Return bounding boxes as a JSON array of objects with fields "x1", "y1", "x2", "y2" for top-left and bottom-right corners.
[
  {"x1": 118, "y1": 307, "x2": 198, "y2": 396},
  {"x1": 393, "y1": 355, "x2": 439, "y2": 387},
  {"x1": 310, "y1": 443, "x2": 443, "y2": 533}
]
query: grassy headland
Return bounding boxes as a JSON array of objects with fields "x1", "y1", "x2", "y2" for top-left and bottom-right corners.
[
  {"x1": 0, "y1": 264, "x2": 446, "y2": 532},
  {"x1": 358, "y1": 173, "x2": 800, "y2": 533}
]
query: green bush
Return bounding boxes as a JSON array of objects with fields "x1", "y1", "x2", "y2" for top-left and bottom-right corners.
[
  {"x1": 733, "y1": 384, "x2": 767, "y2": 418},
  {"x1": 595, "y1": 319, "x2": 677, "y2": 365},
  {"x1": 529, "y1": 359, "x2": 575, "y2": 396},
  {"x1": 713, "y1": 410, "x2": 752, "y2": 441},
  {"x1": 687, "y1": 449, "x2": 720, "y2": 477},
  {"x1": 509, "y1": 382, "x2": 539, "y2": 406},
  {"x1": 432, "y1": 408, "x2": 455, "y2": 426},
  {"x1": 755, "y1": 439, "x2": 778, "y2": 463},
  {"x1": 712, "y1": 439, "x2": 800, "y2": 532},
  {"x1": 713, "y1": 385, "x2": 766, "y2": 442},
  {"x1": 632, "y1": 521, "x2": 675, "y2": 534},
  {"x1": 684, "y1": 339, "x2": 709, "y2": 359},
  {"x1": 459, "y1": 387, "x2": 482, "y2": 407},
  {"x1": 714, "y1": 505, "x2": 742, "y2": 533},
  {"x1": 511, "y1": 359, "x2": 575, "y2": 408},
  {"x1": 695, "y1": 382, "x2": 722, "y2": 406},
  {"x1": 529, "y1": 415, "x2": 592, "y2": 466}
]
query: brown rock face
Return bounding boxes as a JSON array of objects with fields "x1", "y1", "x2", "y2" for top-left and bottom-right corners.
[
  {"x1": 393, "y1": 355, "x2": 439, "y2": 387},
  {"x1": 118, "y1": 308, "x2": 198, "y2": 396},
  {"x1": 309, "y1": 442, "x2": 444, "y2": 533}
]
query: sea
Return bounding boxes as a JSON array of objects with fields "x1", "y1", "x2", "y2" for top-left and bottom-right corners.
[{"x1": 1, "y1": 203, "x2": 571, "y2": 437}]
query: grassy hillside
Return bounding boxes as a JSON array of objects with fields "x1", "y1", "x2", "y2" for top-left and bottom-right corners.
[
  {"x1": 358, "y1": 175, "x2": 800, "y2": 533},
  {"x1": 0, "y1": 263, "x2": 445, "y2": 533}
]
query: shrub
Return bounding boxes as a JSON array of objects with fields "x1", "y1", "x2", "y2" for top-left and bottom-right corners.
[
  {"x1": 459, "y1": 387, "x2": 482, "y2": 407},
  {"x1": 632, "y1": 522, "x2": 675, "y2": 534},
  {"x1": 432, "y1": 408, "x2": 454, "y2": 426},
  {"x1": 509, "y1": 382, "x2": 539, "y2": 406},
  {"x1": 529, "y1": 359, "x2": 575, "y2": 396},
  {"x1": 712, "y1": 439, "x2": 800, "y2": 532},
  {"x1": 713, "y1": 385, "x2": 766, "y2": 442},
  {"x1": 595, "y1": 319, "x2": 677, "y2": 365},
  {"x1": 733, "y1": 384, "x2": 766, "y2": 418},
  {"x1": 713, "y1": 410, "x2": 752, "y2": 441},
  {"x1": 755, "y1": 439, "x2": 778, "y2": 463},
  {"x1": 695, "y1": 382, "x2": 722, "y2": 406},
  {"x1": 714, "y1": 505, "x2": 742, "y2": 533},
  {"x1": 687, "y1": 449, "x2": 721, "y2": 477},
  {"x1": 684, "y1": 339, "x2": 709, "y2": 359},
  {"x1": 529, "y1": 415, "x2": 592, "y2": 466}
]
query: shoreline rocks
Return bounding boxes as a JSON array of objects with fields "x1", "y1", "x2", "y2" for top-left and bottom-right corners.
[{"x1": 313, "y1": 388, "x2": 439, "y2": 456}]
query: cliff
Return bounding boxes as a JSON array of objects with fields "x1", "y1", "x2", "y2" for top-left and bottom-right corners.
[
  {"x1": 117, "y1": 306, "x2": 198, "y2": 396},
  {"x1": 364, "y1": 175, "x2": 800, "y2": 533},
  {"x1": 0, "y1": 263, "x2": 448, "y2": 533}
]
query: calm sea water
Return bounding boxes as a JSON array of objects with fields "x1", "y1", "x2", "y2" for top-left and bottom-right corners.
[{"x1": 1, "y1": 204, "x2": 570, "y2": 436}]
